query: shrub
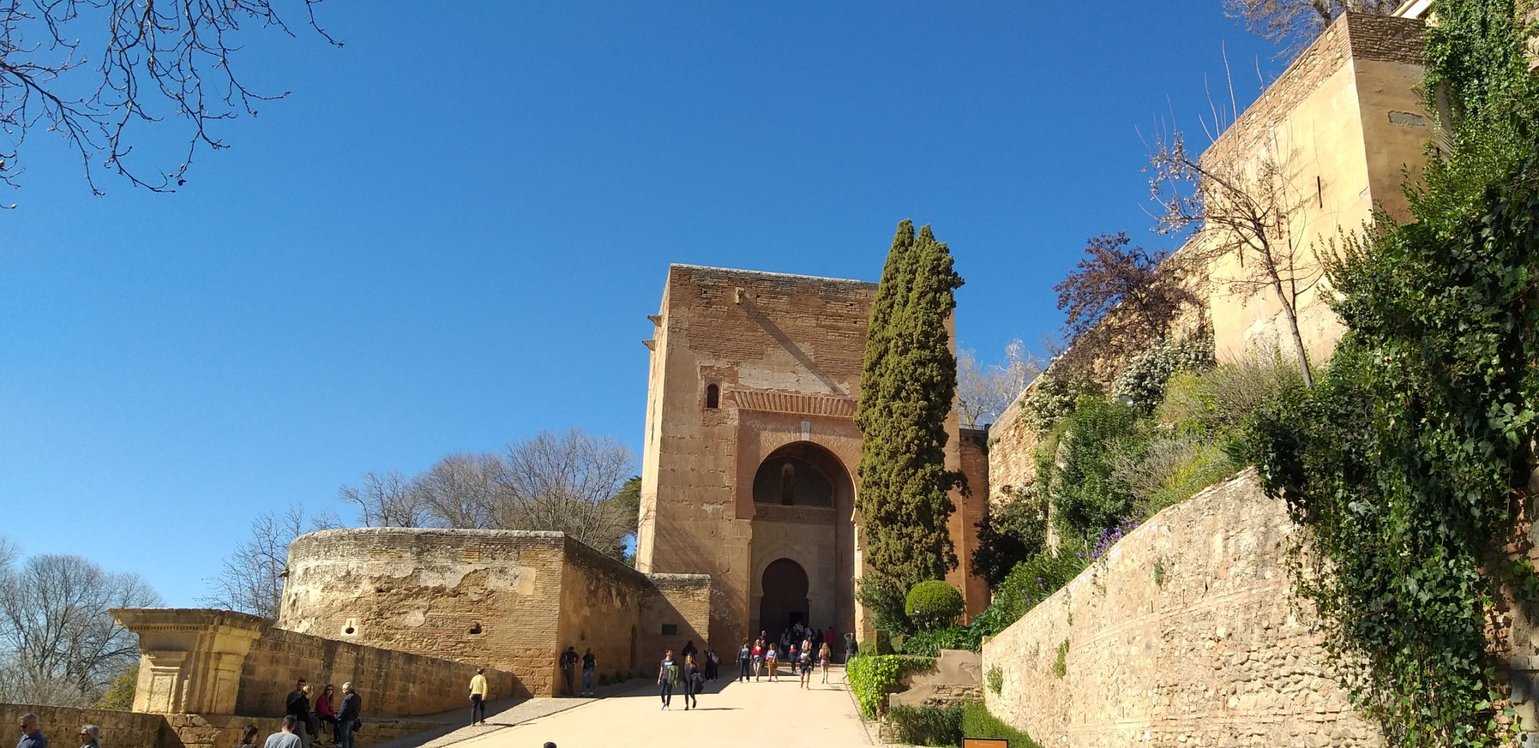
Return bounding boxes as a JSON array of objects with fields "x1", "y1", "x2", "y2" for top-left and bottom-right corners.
[
  {"x1": 1110, "y1": 331, "x2": 1215, "y2": 413},
  {"x1": 885, "y1": 704, "x2": 963, "y2": 746},
  {"x1": 1019, "y1": 371, "x2": 1099, "y2": 434},
  {"x1": 857, "y1": 575, "x2": 914, "y2": 635},
  {"x1": 961, "y1": 700, "x2": 1042, "y2": 747},
  {"x1": 898, "y1": 625, "x2": 976, "y2": 656},
  {"x1": 986, "y1": 538, "x2": 1090, "y2": 632},
  {"x1": 986, "y1": 665, "x2": 1003, "y2": 695},
  {"x1": 970, "y1": 484, "x2": 1050, "y2": 586},
  {"x1": 905, "y1": 580, "x2": 965, "y2": 631},
  {"x1": 1043, "y1": 396, "x2": 1145, "y2": 540},
  {"x1": 846, "y1": 655, "x2": 935, "y2": 719}
]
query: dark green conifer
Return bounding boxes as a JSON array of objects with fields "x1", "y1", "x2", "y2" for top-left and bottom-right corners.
[{"x1": 856, "y1": 221, "x2": 965, "y2": 591}]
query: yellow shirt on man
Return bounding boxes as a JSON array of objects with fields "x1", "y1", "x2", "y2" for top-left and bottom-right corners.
[{"x1": 470, "y1": 673, "x2": 487, "y2": 698}]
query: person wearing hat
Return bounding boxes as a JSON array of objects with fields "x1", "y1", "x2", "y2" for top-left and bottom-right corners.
[{"x1": 77, "y1": 725, "x2": 100, "y2": 748}]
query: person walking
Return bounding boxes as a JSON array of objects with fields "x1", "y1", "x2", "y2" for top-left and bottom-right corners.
[
  {"x1": 336, "y1": 683, "x2": 360, "y2": 748},
  {"x1": 681, "y1": 654, "x2": 699, "y2": 711},
  {"x1": 558, "y1": 647, "x2": 578, "y2": 696},
  {"x1": 580, "y1": 649, "x2": 596, "y2": 696},
  {"x1": 818, "y1": 642, "x2": 832, "y2": 684},
  {"x1": 798, "y1": 639, "x2": 813, "y2": 689},
  {"x1": 737, "y1": 641, "x2": 751, "y2": 682},
  {"x1": 751, "y1": 640, "x2": 763, "y2": 682},
  {"x1": 469, "y1": 668, "x2": 488, "y2": 725},
  {"x1": 765, "y1": 644, "x2": 779, "y2": 682},
  {"x1": 262, "y1": 718, "x2": 302, "y2": 748},
  {"x1": 656, "y1": 650, "x2": 677, "y2": 711},
  {"x1": 77, "y1": 725, "x2": 99, "y2": 748}
]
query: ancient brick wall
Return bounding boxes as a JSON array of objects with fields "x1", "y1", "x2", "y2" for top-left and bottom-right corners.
[
  {"x1": 277, "y1": 528, "x2": 706, "y2": 698},
  {"x1": 235, "y1": 627, "x2": 514, "y2": 717},
  {"x1": 0, "y1": 704, "x2": 167, "y2": 748},
  {"x1": 982, "y1": 471, "x2": 1381, "y2": 748},
  {"x1": 949, "y1": 428, "x2": 990, "y2": 616}
]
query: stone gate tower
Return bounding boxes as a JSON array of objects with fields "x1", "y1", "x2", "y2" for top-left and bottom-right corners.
[{"x1": 634, "y1": 264, "x2": 988, "y2": 652}]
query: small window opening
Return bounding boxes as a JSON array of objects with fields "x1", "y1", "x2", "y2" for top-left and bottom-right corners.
[
  {"x1": 468, "y1": 622, "x2": 483, "y2": 635},
  {"x1": 705, "y1": 384, "x2": 720, "y2": 409},
  {"x1": 661, "y1": 623, "x2": 678, "y2": 636},
  {"x1": 344, "y1": 626, "x2": 356, "y2": 635}
]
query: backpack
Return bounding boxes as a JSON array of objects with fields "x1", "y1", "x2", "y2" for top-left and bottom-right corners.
[{"x1": 665, "y1": 661, "x2": 680, "y2": 684}]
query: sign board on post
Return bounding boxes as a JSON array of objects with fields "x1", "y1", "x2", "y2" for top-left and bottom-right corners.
[{"x1": 963, "y1": 739, "x2": 1009, "y2": 748}]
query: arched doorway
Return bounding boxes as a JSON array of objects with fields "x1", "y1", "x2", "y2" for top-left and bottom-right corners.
[
  {"x1": 759, "y1": 558, "x2": 809, "y2": 643},
  {"x1": 747, "y1": 440, "x2": 857, "y2": 646}
]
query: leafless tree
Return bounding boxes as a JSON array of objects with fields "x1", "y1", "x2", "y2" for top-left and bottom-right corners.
[
  {"x1": 341, "y1": 429, "x2": 640, "y2": 560},
  {"x1": 201, "y1": 504, "x2": 338, "y2": 619},
  {"x1": 0, "y1": 546, "x2": 161, "y2": 706},
  {"x1": 492, "y1": 429, "x2": 637, "y2": 558},
  {"x1": 1052, "y1": 233, "x2": 1203, "y2": 377},
  {"x1": 339, "y1": 470, "x2": 428, "y2": 528},
  {"x1": 958, "y1": 338, "x2": 1043, "y2": 428},
  {"x1": 0, "y1": 0, "x2": 339, "y2": 201},
  {"x1": 1224, "y1": 0, "x2": 1402, "y2": 54},
  {"x1": 1148, "y1": 129, "x2": 1320, "y2": 387}
]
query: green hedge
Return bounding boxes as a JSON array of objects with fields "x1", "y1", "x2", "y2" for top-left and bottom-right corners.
[
  {"x1": 845, "y1": 654, "x2": 934, "y2": 719},
  {"x1": 886, "y1": 704, "x2": 962, "y2": 746},
  {"x1": 962, "y1": 701, "x2": 1041, "y2": 747}
]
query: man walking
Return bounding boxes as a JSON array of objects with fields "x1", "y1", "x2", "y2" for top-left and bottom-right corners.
[
  {"x1": 469, "y1": 668, "x2": 488, "y2": 725},
  {"x1": 16, "y1": 714, "x2": 46, "y2": 748},
  {"x1": 262, "y1": 717, "x2": 302, "y2": 748},
  {"x1": 336, "y1": 683, "x2": 361, "y2": 748},
  {"x1": 558, "y1": 647, "x2": 578, "y2": 696}
]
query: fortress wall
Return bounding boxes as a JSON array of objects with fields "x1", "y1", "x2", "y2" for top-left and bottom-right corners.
[
  {"x1": 982, "y1": 471, "x2": 1380, "y2": 748},
  {"x1": 234, "y1": 627, "x2": 515, "y2": 717},
  {"x1": 0, "y1": 704, "x2": 167, "y2": 748}
]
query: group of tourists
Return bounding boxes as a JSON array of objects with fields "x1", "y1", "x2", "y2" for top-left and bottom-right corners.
[
  {"x1": 275, "y1": 679, "x2": 361, "y2": 748},
  {"x1": 15, "y1": 713, "x2": 101, "y2": 748},
  {"x1": 736, "y1": 630, "x2": 832, "y2": 688},
  {"x1": 557, "y1": 646, "x2": 599, "y2": 697}
]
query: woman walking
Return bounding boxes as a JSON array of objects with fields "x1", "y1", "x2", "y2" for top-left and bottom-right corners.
[
  {"x1": 766, "y1": 644, "x2": 779, "y2": 682},
  {"x1": 818, "y1": 642, "x2": 832, "y2": 684},
  {"x1": 682, "y1": 654, "x2": 700, "y2": 710},
  {"x1": 657, "y1": 650, "x2": 677, "y2": 711}
]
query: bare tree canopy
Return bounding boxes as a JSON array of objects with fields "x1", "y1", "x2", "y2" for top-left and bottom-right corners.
[
  {"x1": 1224, "y1": 0, "x2": 1402, "y2": 52},
  {"x1": 201, "y1": 504, "x2": 338, "y2": 619},
  {"x1": 0, "y1": 0, "x2": 338, "y2": 199},
  {"x1": 958, "y1": 338, "x2": 1043, "y2": 428},
  {"x1": 1147, "y1": 130, "x2": 1321, "y2": 386},
  {"x1": 341, "y1": 428, "x2": 639, "y2": 560},
  {"x1": 0, "y1": 543, "x2": 162, "y2": 706},
  {"x1": 1053, "y1": 232, "x2": 1200, "y2": 372}
]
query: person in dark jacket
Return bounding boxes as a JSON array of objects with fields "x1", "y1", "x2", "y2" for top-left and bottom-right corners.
[
  {"x1": 336, "y1": 683, "x2": 361, "y2": 748},
  {"x1": 17, "y1": 714, "x2": 46, "y2": 748}
]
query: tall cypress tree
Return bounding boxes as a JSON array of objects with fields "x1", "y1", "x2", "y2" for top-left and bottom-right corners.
[{"x1": 856, "y1": 221, "x2": 965, "y2": 592}]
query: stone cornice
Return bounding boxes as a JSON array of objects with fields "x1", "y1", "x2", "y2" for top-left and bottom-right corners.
[{"x1": 728, "y1": 389, "x2": 856, "y2": 418}]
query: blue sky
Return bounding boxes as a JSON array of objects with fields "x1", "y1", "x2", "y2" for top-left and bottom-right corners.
[{"x1": 1, "y1": 2, "x2": 1282, "y2": 606}]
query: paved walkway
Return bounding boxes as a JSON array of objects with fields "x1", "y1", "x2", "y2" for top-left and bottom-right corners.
[{"x1": 376, "y1": 667, "x2": 870, "y2": 748}]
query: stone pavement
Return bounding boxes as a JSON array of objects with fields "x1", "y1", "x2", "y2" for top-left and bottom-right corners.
[{"x1": 374, "y1": 667, "x2": 870, "y2": 748}]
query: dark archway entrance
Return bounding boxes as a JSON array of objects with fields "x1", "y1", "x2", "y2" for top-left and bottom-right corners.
[{"x1": 759, "y1": 558, "x2": 809, "y2": 642}]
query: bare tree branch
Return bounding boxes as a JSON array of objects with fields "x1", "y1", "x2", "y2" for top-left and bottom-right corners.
[{"x1": 0, "y1": 0, "x2": 340, "y2": 202}]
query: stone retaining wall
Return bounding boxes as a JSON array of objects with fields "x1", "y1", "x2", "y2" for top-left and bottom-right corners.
[{"x1": 982, "y1": 471, "x2": 1382, "y2": 748}]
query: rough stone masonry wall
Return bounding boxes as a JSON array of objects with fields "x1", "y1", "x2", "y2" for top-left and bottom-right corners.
[
  {"x1": 0, "y1": 704, "x2": 168, "y2": 748},
  {"x1": 235, "y1": 626, "x2": 515, "y2": 717},
  {"x1": 280, "y1": 528, "x2": 570, "y2": 697},
  {"x1": 983, "y1": 471, "x2": 1382, "y2": 748}
]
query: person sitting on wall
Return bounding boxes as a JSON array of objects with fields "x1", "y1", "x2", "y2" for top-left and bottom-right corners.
[
  {"x1": 77, "y1": 725, "x2": 99, "y2": 748},
  {"x1": 315, "y1": 685, "x2": 339, "y2": 743}
]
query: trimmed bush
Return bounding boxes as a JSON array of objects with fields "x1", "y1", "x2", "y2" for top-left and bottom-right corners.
[
  {"x1": 905, "y1": 580, "x2": 965, "y2": 631},
  {"x1": 886, "y1": 704, "x2": 963, "y2": 746},
  {"x1": 898, "y1": 625, "x2": 977, "y2": 656},
  {"x1": 962, "y1": 701, "x2": 1042, "y2": 747},
  {"x1": 846, "y1": 654, "x2": 934, "y2": 719}
]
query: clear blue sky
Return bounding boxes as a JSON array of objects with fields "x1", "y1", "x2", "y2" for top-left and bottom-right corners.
[{"x1": 1, "y1": 3, "x2": 1282, "y2": 606}]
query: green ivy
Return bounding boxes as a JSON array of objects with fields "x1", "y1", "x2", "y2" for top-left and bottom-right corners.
[
  {"x1": 846, "y1": 654, "x2": 935, "y2": 719},
  {"x1": 962, "y1": 701, "x2": 1043, "y2": 747},
  {"x1": 1244, "y1": 2, "x2": 1539, "y2": 744},
  {"x1": 1051, "y1": 639, "x2": 1069, "y2": 678},
  {"x1": 986, "y1": 665, "x2": 1003, "y2": 695}
]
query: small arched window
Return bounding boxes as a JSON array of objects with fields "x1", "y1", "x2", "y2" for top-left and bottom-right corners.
[{"x1": 705, "y1": 384, "x2": 720, "y2": 409}]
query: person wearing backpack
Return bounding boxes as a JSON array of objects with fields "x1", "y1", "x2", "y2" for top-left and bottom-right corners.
[{"x1": 656, "y1": 650, "x2": 677, "y2": 711}]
